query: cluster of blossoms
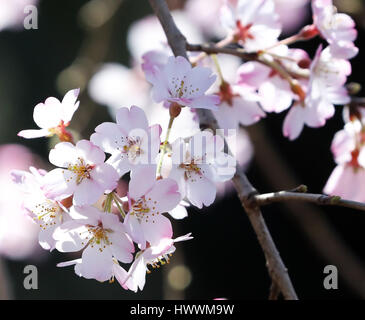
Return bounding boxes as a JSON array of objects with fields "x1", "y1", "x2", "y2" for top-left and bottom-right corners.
[
  {"x1": 14, "y1": 80, "x2": 235, "y2": 289},
  {"x1": 11, "y1": 0, "x2": 362, "y2": 289}
]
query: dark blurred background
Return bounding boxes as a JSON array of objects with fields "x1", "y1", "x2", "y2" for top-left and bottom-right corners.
[{"x1": 1, "y1": 0, "x2": 365, "y2": 299}]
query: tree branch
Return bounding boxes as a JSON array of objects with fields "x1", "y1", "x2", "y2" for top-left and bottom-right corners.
[
  {"x1": 254, "y1": 190, "x2": 365, "y2": 212},
  {"x1": 148, "y1": 0, "x2": 298, "y2": 300}
]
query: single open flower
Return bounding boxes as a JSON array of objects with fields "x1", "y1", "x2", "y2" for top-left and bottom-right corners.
[
  {"x1": 147, "y1": 56, "x2": 220, "y2": 110},
  {"x1": 42, "y1": 140, "x2": 119, "y2": 206},
  {"x1": 18, "y1": 89, "x2": 80, "y2": 142},
  {"x1": 312, "y1": 0, "x2": 358, "y2": 59},
  {"x1": 91, "y1": 106, "x2": 161, "y2": 177},
  {"x1": 124, "y1": 166, "x2": 181, "y2": 249},
  {"x1": 54, "y1": 206, "x2": 134, "y2": 282}
]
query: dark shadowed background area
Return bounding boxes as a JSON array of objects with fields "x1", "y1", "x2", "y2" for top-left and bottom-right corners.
[{"x1": 1, "y1": 0, "x2": 365, "y2": 299}]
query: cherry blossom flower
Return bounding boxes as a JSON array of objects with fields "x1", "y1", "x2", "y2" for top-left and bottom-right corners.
[
  {"x1": 312, "y1": 0, "x2": 358, "y2": 59},
  {"x1": 54, "y1": 205, "x2": 134, "y2": 282},
  {"x1": 324, "y1": 121, "x2": 365, "y2": 202},
  {"x1": 124, "y1": 166, "x2": 181, "y2": 249},
  {"x1": 237, "y1": 47, "x2": 309, "y2": 114},
  {"x1": 274, "y1": 0, "x2": 310, "y2": 34},
  {"x1": 166, "y1": 131, "x2": 236, "y2": 209},
  {"x1": 147, "y1": 56, "x2": 220, "y2": 110},
  {"x1": 91, "y1": 106, "x2": 161, "y2": 177},
  {"x1": 125, "y1": 233, "x2": 193, "y2": 292},
  {"x1": 213, "y1": 83, "x2": 265, "y2": 130},
  {"x1": 142, "y1": 50, "x2": 169, "y2": 84},
  {"x1": 42, "y1": 140, "x2": 119, "y2": 205},
  {"x1": 89, "y1": 64, "x2": 150, "y2": 112},
  {"x1": 0, "y1": 144, "x2": 40, "y2": 260},
  {"x1": 11, "y1": 166, "x2": 69, "y2": 251},
  {"x1": 185, "y1": 0, "x2": 226, "y2": 38},
  {"x1": 18, "y1": 89, "x2": 80, "y2": 141},
  {"x1": 283, "y1": 45, "x2": 351, "y2": 140},
  {"x1": 220, "y1": 0, "x2": 281, "y2": 52}
]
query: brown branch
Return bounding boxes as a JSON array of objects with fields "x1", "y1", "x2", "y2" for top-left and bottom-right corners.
[
  {"x1": 148, "y1": 0, "x2": 298, "y2": 300},
  {"x1": 254, "y1": 191, "x2": 365, "y2": 212},
  {"x1": 187, "y1": 43, "x2": 258, "y2": 62},
  {"x1": 247, "y1": 123, "x2": 365, "y2": 298},
  {"x1": 269, "y1": 281, "x2": 281, "y2": 300},
  {"x1": 186, "y1": 43, "x2": 310, "y2": 79}
]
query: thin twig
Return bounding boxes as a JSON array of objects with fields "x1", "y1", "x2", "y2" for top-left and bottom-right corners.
[
  {"x1": 254, "y1": 191, "x2": 365, "y2": 212},
  {"x1": 148, "y1": 0, "x2": 298, "y2": 300},
  {"x1": 247, "y1": 123, "x2": 365, "y2": 298},
  {"x1": 186, "y1": 43, "x2": 310, "y2": 79}
]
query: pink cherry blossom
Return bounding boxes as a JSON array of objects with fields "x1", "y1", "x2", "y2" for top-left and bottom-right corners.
[
  {"x1": 125, "y1": 233, "x2": 193, "y2": 292},
  {"x1": 167, "y1": 131, "x2": 236, "y2": 209},
  {"x1": 185, "y1": 0, "x2": 226, "y2": 38},
  {"x1": 89, "y1": 63, "x2": 149, "y2": 112},
  {"x1": 0, "y1": 144, "x2": 40, "y2": 260},
  {"x1": 147, "y1": 56, "x2": 220, "y2": 110},
  {"x1": 124, "y1": 166, "x2": 181, "y2": 249},
  {"x1": 283, "y1": 45, "x2": 351, "y2": 140},
  {"x1": 220, "y1": 0, "x2": 281, "y2": 52},
  {"x1": 18, "y1": 89, "x2": 80, "y2": 141},
  {"x1": 324, "y1": 123, "x2": 365, "y2": 202},
  {"x1": 42, "y1": 140, "x2": 119, "y2": 206},
  {"x1": 91, "y1": 106, "x2": 161, "y2": 177},
  {"x1": 54, "y1": 205, "x2": 134, "y2": 282},
  {"x1": 322, "y1": 110, "x2": 365, "y2": 202},
  {"x1": 274, "y1": 0, "x2": 310, "y2": 34},
  {"x1": 142, "y1": 50, "x2": 169, "y2": 84},
  {"x1": 312, "y1": 0, "x2": 358, "y2": 59},
  {"x1": 324, "y1": 164, "x2": 365, "y2": 203},
  {"x1": 237, "y1": 47, "x2": 309, "y2": 114},
  {"x1": 213, "y1": 83, "x2": 265, "y2": 130},
  {"x1": 11, "y1": 166, "x2": 69, "y2": 251}
]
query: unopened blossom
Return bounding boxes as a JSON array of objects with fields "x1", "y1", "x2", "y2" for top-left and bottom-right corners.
[
  {"x1": 220, "y1": 0, "x2": 281, "y2": 52},
  {"x1": 42, "y1": 140, "x2": 119, "y2": 205},
  {"x1": 167, "y1": 131, "x2": 236, "y2": 209},
  {"x1": 283, "y1": 45, "x2": 351, "y2": 140},
  {"x1": 11, "y1": 167, "x2": 68, "y2": 251},
  {"x1": 324, "y1": 121, "x2": 365, "y2": 202},
  {"x1": 54, "y1": 206, "x2": 134, "y2": 282},
  {"x1": 147, "y1": 56, "x2": 220, "y2": 110},
  {"x1": 213, "y1": 82, "x2": 265, "y2": 130},
  {"x1": 312, "y1": 0, "x2": 358, "y2": 59},
  {"x1": 91, "y1": 106, "x2": 161, "y2": 177},
  {"x1": 125, "y1": 233, "x2": 193, "y2": 292},
  {"x1": 124, "y1": 166, "x2": 181, "y2": 249},
  {"x1": 18, "y1": 89, "x2": 80, "y2": 141}
]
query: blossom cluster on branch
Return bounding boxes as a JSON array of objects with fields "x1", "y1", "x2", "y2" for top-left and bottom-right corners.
[{"x1": 10, "y1": 0, "x2": 364, "y2": 293}]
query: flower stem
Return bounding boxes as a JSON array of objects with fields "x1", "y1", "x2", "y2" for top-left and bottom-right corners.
[
  {"x1": 104, "y1": 192, "x2": 113, "y2": 212},
  {"x1": 112, "y1": 193, "x2": 126, "y2": 218},
  {"x1": 157, "y1": 115, "x2": 175, "y2": 177},
  {"x1": 211, "y1": 54, "x2": 225, "y2": 85}
]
